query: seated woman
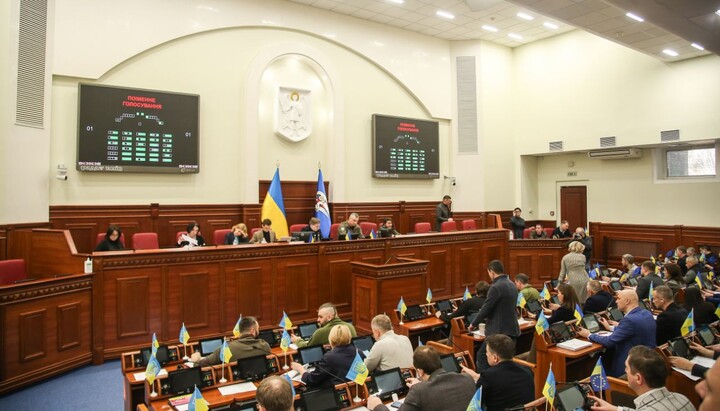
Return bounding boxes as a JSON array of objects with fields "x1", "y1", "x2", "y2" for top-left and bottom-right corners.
[
  {"x1": 663, "y1": 262, "x2": 685, "y2": 297},
  {"x1": 301, "y1": 217, "x2": 324, "y2": 242},
  {"x1": 290, "y1": 324, "x2": 356, "y2": 388},
  {"x1": 683, "y1": 286, "x2": 717, "y2": 326},
  {"x1": 526, "y1": 283, "x2": 580, "y2": 363},
  {"x1": 95, "y1": 225, "x2": 124, "y2": 251},
  {"x1": 225, "y1": 223, "x2": 250, "y2": 245},
  {"x1": 178, "y1": 222, "x2": 205, "y2": 247}
]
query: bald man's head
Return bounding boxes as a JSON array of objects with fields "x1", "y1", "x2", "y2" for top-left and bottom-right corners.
[{"x1": 617, "y1": 289, "x2": 639, "y2": 313}]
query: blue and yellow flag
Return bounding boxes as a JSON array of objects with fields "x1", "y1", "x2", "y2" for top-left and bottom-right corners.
[
  {"x1": 418, "y1": 336, "x2": 424, "y2": 346},
  {"x1": 261, "y1": 168, "x2": 289, "y2": 238},
  {"x1": 179, "y1": 323, "x2": 190, "y2": 345},
  {"x1": 681, "y1": 309, "x2": 695, "y2": 336},
  {"x1": 283, "y1": 372, "x2": 296, "y2": 397},
  {"x1": 145, "y1": 354, "x2": 161, "y2": 385},
  {"x1": 651, "y1": 256, "x2": 656, "y2": 264},
  {"x1": 345, "y1": 351, "x2": 369, "y2": 385},
  {"x1": 463, "y1": 286, "x2": 472, "y2": 301},
  {"x1": 369, "y1": 229, "x2": 377, "y2": 239},
  {"x1": 280, "y1": 329, "x2": 291, "y2": 352},
  {"x1": 219, "y1": 341, "x2": 232, "y2": 364},
  {"x1": 540, "y1": 285, "x2": 551, "y2": 300},
  {"x1": 574, "y1": 304, "x2": 584, "y2": 323},
  {"x1": 695, "y1": 274, "x2": 703, "y2": 290},
  {"x1": 233, "y1": 315, "x2": 242, "y2": 338},
  {"x1": 188, "y1": 385, "x2": 209, "y2": 411},
  {"x1": 590, "y1": 357, "x2": 609, "y2": 392},
  {"x1": 535, "y1": 311, "x2": 550, "y2": 335},
  {"x1": 466, "y1": 386, "x2": 482, "y2": 411},
  {"x1": 709, "y1": 271, "x2": 715, "y2": 281},
  {"x1": 517, "y1": 292, "x2": 526, "y2": 308},
  {"x1": 649, "y1": 281, "x2": 654, "y2": 302},
  {"x1": 151, "y1": 332, "x2": 159, "y2": 357},
  {"x1": 619, "y1": 272, "x2": 628, "y2": 283},
  {"x1": 397, "y1": 297, "x2": 407, "y2": 317},
  {"x1": 426, "y1": 288, "x2": 433, "y2": 304},
  {"x1": 308, "y1": 234, "x2": 315, "y2": 243},
  {"x1": 594, "y1": 263, "x2": 602, "y2": 279},
  {"x1": 715, "y1": 304, "x2": 720, "y2": 320},
  {"x1": 279, "y1": 311, "x2": 293, "y2": 330},
  {"x1": 315, "y1": 169, "x2": 331, "y2": 239},
  {"x1": 542, "y1": 367, "x2": 556, "y2": 406}
]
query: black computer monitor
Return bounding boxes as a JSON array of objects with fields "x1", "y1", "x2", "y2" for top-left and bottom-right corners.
[
  {"x1": 298, "y1": 323, "x2": 319, "y2": 339},
  {"x1": 698, "y1": 325, "x2": 717, "y2": 346},
  {"x1": 668, "y1": 337, "x2": 692, "y2": 359},
  {"x1": 548, "y1": 322, "x2": 572, "y2": 343},
  {"x1": 296, "y1": 345, "x2": 325, "y2": 366},
  {"x1": 234, "y1": 354, "x2": 270, "y2": 381},
  {"x1": 627, "y1": 277, "x2": 638, "y2": 286},
  {"x1": 608, "y1": 307, "x2": 624, "y2": 322},
  {"x1": 215, "y1": 400, "x2": 258, "y2": 411},
  {"x1": 555, "y1": 384, "x2": 587, "y2": 411},
  {"x1": 379, "y1": 227, "x2": 394, "y2": 238},
  {"x1": 338, "y1": 232, "x2": 359, "y2": 241},
  {"x1": 404, "y1": 304, "x2": 424, "y2": 321},
  {"x1": 352, "y1": 335, "x2": 375, "y2": 353},
  {"x1": 368, "y1": 368, "x2": 408, "y2": 400},
  {"x1": 140, "y1": 345, "x2": 170, "y2": 366},
  {"x1": 198, "y1": 337, "x2": 223, "y2": 357},
  {"x1": 291, "y1": 231, "x2": 313, "y2": 242},
  {"x1": 609, "y1": 281, "x2": 623, "y2": 292},
  {"x1": 301, "y1": 387, "x2": 343, "y2": 411},
  {"x1": 258, "y1": 330, "x2": 279, "y2": 347},
  {"x1": 435, "y1": 299, "x2": 452, "y2": 312},
  {"x1": 582, "y1": 314, "x2": 600, "y2": 333},
  {"x1": 439, "y1": 353, "x2": 460, "y2": 373},
  {"x1": 526, "y1": 299, "x2": 543, "y2": 316},
  {"x1": 167, "y1": 367, "x2": 203, "y2": 395}
]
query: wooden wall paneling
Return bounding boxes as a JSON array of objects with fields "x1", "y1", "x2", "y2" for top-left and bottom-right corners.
[
  {"x1": 114, "y1": 276, "x2": 151, "y2": 339},
  {"x1": 166, "y1": 266, "x2": 221, "y2": 342},
  {"x1": 508, "y1": 240, "x2": 567, "y2": 287},
  {"x1": 259, "y1": 180, "x2": 329, "y2": 227},
  {"x1": 57, "y1": 303, "x2": 81, "y2": 351},
  {"x1": 242, "y1": 205, "x2": 262, "y2": 231},
  {"x1": 514, "y1": 255, "x2": 533, "y2": 278},
  {"x1": 19, "y1": 309, "x2": 47, "y2": 362},
  {"x1": 0, "y1": 227, "x2": 6, "y2": 260},
  {"x1": 281, "y1": 262, "x2": 312, "y2": 318},
  {"x1": 456, "y1": 244, "x2": 481, "y2": 294},
  {"x1": 225, "y1": 264, "x2": 270, "y2": 326},
  {"x1": 353, "y1": 277, "x2": 374, "y2": 326},
  {"x1": 324, "y1": 257, "x2": 353, "y2": 316},
  {"x1": 205, "y1": 219, "x2": 234, "y2": 245},
  {"x1": 425, "y1": 247, "x2": 451, "y2": 300},
  {"x1": 381, "y1": 276, "x2": 425, "y2": 325},
  {"x1": 64, "y1": 223, "x2": 98, "y2": 254},
  {"x1": 29, "y1": 230, "x2": 85, "y2": 278},
  {"x1": 538, "y1": 253, "x2": 557, "y2": 283}
]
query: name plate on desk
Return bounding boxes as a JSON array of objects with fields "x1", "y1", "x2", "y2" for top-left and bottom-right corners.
[{"x1": 556, "y1": 338, "x2": 592, "y2": 351}]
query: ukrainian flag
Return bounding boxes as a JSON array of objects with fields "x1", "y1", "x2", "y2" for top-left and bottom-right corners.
[
  {"x1": 280, "y1": 329, "x2": 291, "y2": 352},
  {"x1": 649, "y1": 281, "x2": 654, "y2": 302},
  {"x1": 345, "y1": 351, "x2": 369, "y2": 385},
  {"x1": 681, "y1": 309, "x2": 695, "y2": 336},
  {"x1": 594, "y1": 263, "x2": 602, "y2": 279},
  {"x1": 262, "y1": 168, "x2": 289, "y2": 238},
  {"x1": 219, "y1": 341, "x2": 232, "y2": 364},
  {"x1": 463, "y1": 286, "x2": 472, "y2": 301},
  {"x1": 283, "y1": 372, "x2": 296, "y2": 397},
  {"x1": 279, "y1": 311, "x2": 293, "y2": 330},
  {"x1": 466, "y1": 387, "x2": 482, "y2": 411},
  {"x1": 426, "y1": 288, "x2": 433, "y2": 304},
  {"x1": 145, "y1": 354, "x2": 161, "y2": 385},
  {"x1": 535, "y1": 311, "x2": 549, "y2": 335},
  {"x1": 715, "y1": 304, "x2": 720, "y2": 320},
  {"x1": 188, "y1": 385, "x2": 209, "y2": 411},
  {"x1": 590, "y1": 357, "x2": 609, "y2": 392},
  {"x1": 179, "y1": 323, "x2": 190, "y2": 345},
  {"x1": 151, "y1": 332, "x2": 159, "y2": 357},
  {"x1": 517, "y1": 293, "x2": 526, "y2": 308},
  {"x1": 369, "y1": 229, "x2": 377, "y2": 239},
  {"x1": 233, "y1": 315, "x2": 242, "y2": 338},
  {"x1": 540, "y1": 285, "x2": 551, "y2": 300},
  {"x1": 397, "y1": 297, "x2": 407, "y2": 317},
  {"x1": 542, "y1": 367, "x2": 556, "y2": 406},
  {"x1": 574, "y1": 304, "x2": 584, "y2": 323},
  {"x1": 695, "y1": 274, "x2": 703, "y2": 290},
  {"x1": 315, "y1": 169, "x2": 331, "y2": 239}
]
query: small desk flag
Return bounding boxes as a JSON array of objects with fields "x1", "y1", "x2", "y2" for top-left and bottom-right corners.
[
  {"x1": 466, "y1": 386, "x2": 483, "y2": 411},
  {"x1": 279, "y1": 311, "x2": 293, "y2": 330},
  {"x1": 188, "y1": 385, "x2": 209, "y2": 411},
  {"x1": 145, "y1": 354, "x2": 161, "y2": 385},
  {"x1": 681, "y1": 309, "x2": 695, "y2": 336},
  {"x1": 283, "y1": 372, "x2": 296, "y2": 397},
  {"x1": 574, "y1": 304, "x2": 584, "y2": 323},
  {"x1": 542, "y1": 367, "x2": 556, "y2": 406},
  {"x1": 233, "y1": 315, "x2": 242, "y2": 338},
  {"x1": 517, "y1": 293, "x2": 526, "y2": 308},
  {"x1": 590, "y1": 357, "x2": 609, "y2": 392},
  {"x1": 397, "y1": 297, "x2": 407, "y2": 317},
  {"x1": 463, "y1": 287, "x2": 472, "y2": 301},
  {"x1": 541, "y1": 285, "x2": 551, "y2": 300},
  {"x1": 345, "y1": 351, "x2": 369, "y2": 385},
  {"x1": 535, "y1": 311, "x2": 549, "y2": 335},
  {"x1": 280, "y1": 329, "x2": 291, "y2": 352},
  {"x1": 219, "y1": 341, "x2": 232, "y2": 364},
  {"x1": 426, "y1": 288, "x2": 433, "y2": 304},
  {"x1": 151, "y1": 332, "x2": 159, "y2": 357},
  {"x1": 179, "y1": 323, "x2": 190, "y2": 345}
]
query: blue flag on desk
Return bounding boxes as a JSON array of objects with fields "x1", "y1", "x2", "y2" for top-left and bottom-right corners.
[
  {"x1": 188, "y1": 385, "x2": 208, "y2": 411},
  {"x1": 590, "y1": 357, "x2": 609, "y2": 392},
  {"x1": 283, "y1": 372, "x2": 296, "y2": 397},
  {"x1": 315, "y1": 168, "x2": 331, "y2": 239}
]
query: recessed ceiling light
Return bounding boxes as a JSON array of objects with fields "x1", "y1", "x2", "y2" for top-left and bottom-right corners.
[
  {"x1": 662, "y1": 49, "x2": 678, "y2": 57},
  {"x1": 543, "y1": 22, "x2": 559, "y2": 29},
  {"x1": 691, "y1": 43, "x2": 704, "y2": 51},
  {"x1": 387, "y1": 0, "x2": 404, "y2": 4},
  {"x1": 508, "y1": 33, "x2": 523, "y2": 40},
  {"x1": 482, "y1": 25, "x2": 498, "y2": 32},
  {"x1": 626, "y1": 12, "x2": 644, "y2": 22},
  {"x1": 436, "y1": 10, "x2": 455, "y2": 20},
  {"x1": 517, "y1": 12, "x2": 534, "y2": 21}
]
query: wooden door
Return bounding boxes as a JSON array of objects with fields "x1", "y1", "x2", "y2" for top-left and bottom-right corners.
[{"x1": 560, "y1": 186, "x2": 587, "y2": 229}]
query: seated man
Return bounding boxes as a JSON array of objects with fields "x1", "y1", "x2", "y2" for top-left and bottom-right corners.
[
  {"x1": 300, "y1": 217, "x2": 323, "y2": 242},
  {"x1": 338, "y1": 213, "x2": 364, "y2": 239},
  {"x1": 366, "y1": 346, "x2": 476, "y2": 411},
  {"x1": 190, "y1": 316, "x2": 270, "y2": 366},
  {"x1": 364, "y1": 314, "x2": 413, "y2": 372},
  {"x1": 551, "y1": 220, "x2": 571, "y2": 239},
  {"x1": 435, "y1": 281, "x2": 489, "y2": 344},
  {"x1": 588, "y1": 346, "x2": 695, "y2": 411},
  {"x1": 250, "y1": 219, "x2": 276, "y2": 244},
  {"x1": 577, "y1": 289, "x2": 656, "y2": 377},
  {"x1": 635, "y1": 260, "x2": 665, "y2": 302},
  {"x1": 653, "y1": 285, "x2": 688, "y2": 346},
  {"x1": 683, "y1": 255, "x2": 707, "y2": 285},
  {"x1": 380, "y1": 218, "x2": 400, "y2": 237},
  {"x1": 529, "y1": 224, "x2": 547, "y2": 239},
  {"x1": 676, "y1": 246, "x2": 688, "y2": 274},
  {"x1": 291, "y1": 302, "x2": 356, "y2": 348},
  {"x1": 514, "y1": 273, "x2": 540, "y2": 303},
  {"x1": 461, "y1": 335, "x2": 534, "y2": 411},
  {"x1": 256, "y1": 375, "x2": 294, "y2": 411},
  {"x1": 583, "y1": 280, "x2": 615, "y2": 313}
]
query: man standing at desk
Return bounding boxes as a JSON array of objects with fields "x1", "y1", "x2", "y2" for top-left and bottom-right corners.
[
  {"x1": 577, "y1": 289, "x2": 656, "y2": 377},
  {"x1": 468, "y1": 260, "x2": 520, "y2": 372},
  {"x1": 435, "y1": 195, "x2": 453, "y2": 231},
  {"x1": 291, "y1": 302, "x2": 356, "y2": 348}
]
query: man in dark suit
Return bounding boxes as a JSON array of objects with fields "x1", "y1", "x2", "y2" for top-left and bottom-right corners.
[
  {"x1": 461, "y1": 335, "x2": 534, "y2": 411},
  {"x1": 653, "y1": 285, "x2": 688, "y2": 346},
  {"x1": 435, "y1": 195, "x2": 453, "y2": 231},
  {"x1": 367, "y1": 346, "x2": 476, "y2": 411},
  {"x1": 636, "y1": 260, "x2": 665, "y2": 302},
  {"x1": 468, "y1": 260, "x2": 520, "y2": 371},
  {"x1": 583, "y1": 280, "x2": 615, "y2": 313},
  {"x1": 551, "y1": 220, "x2": 571, "y2": 239}
]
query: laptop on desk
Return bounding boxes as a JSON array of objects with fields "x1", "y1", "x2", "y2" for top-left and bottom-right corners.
[
  {"x1": 296, "y1": 345, "x2": 325, "y2": 371},
  {"x1": 298, "y1": 323, "x2": 319, "y2": 340}
]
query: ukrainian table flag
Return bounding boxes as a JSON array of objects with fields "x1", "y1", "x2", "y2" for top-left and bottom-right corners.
[
  {"x1": 463, "y1": 287, "x2": 472, "y2": 301},
  {"x1": 219, "y1": 341, "x2": 232, "y2": 364},
  {"x1": 535, "y1": 311, "x2": 549, "y2": 335},
  {"x1": 315, "y1": 169, "x2": 331, "y2": 239},
  {"x1": 681, "y1": 309, "x2": 695, "y2": 336},
  {"x1": 233, "y1": 315, "x2": 242, "y2": 338},
  {"x1": 345, "y1": 351, "x2": 369, "y2": 385},
  {"x1": 517, "y1": 293, "x2": 526, "y2": 308},
  {"x1": 715, "y1": 304, "x2": 720, "y2": 320},
  {"x1": 188, "y1": 385, "x2": 209, "y2": 411},
  {"x1": 279, "y1": 311, "x2": 293, "y2": 330},
  {"x1": 426, "y1": 288, "x2": 433, "y2": 304},
  {"x1": 397, "y1": 297, "x2": 407, "y2": 317},
  {"x1": 280, "y1": 329, "x2": 291, "y2": 352},
  {"x1": 540, "y1": 285, "x2": 551, "y2": 300},
  {"x1": 593, "y1": 263, "x2": 602, "y2": 279},
  {"x1": 151, "y1": 332, "x2": 159, "y2": 357},
  {"x1": 466, "y1": 386, "x2": 482, "y2": 411},
  {"x1": 262, "y1": 168, "x2": 289, "y2": 238},
  {"x1": 179, "y1": 323, "x2": 190, "y2": 345},
  {"x1": 695, "y1": 275, "x2": 703, "y2": 290},
  {"x1": 543, "y1": 367, "x2": 556, "y2": 406},
  {"x1": 145, "y1": 354, "x2": 161, "y2": 385},
  {"x1": 574, "y1": 304, "x2": 584, "y2": 323},
  {"x1": 590, "y1": 357, "x2": 609, "y2": 392},
  {"x1": 649, "y1": 281, "x2": 654, "y2": 302},
  {"x1": 283, "y1": 372, "x2": 296, "y2": 397},
  {"x1": 369, "y1": 229, "x2": 377, "y2": 239}
]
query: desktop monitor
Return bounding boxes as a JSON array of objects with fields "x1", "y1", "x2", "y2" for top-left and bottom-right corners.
[
  {"x1": 668, "y1": 337, "x2": 692, "y2": 359},
  {"x1": 338, "y1": 232, "x2": 359, "y2": 241},
  {"x1": 167, "y1": 367, "x2": 203, "y2": 395},
  {"x1": 296, "y1": 345, "x2": 325, "y2": 366},
  {"x1": 258, "y1": 330, "x2": 279, "y2": 347},
  {"x1": 550, "y1": 295, "x2": 561, "y2": 305},
  {"x1": 609, "y1": 281, "x2": 623, "y2": 292},
  {"x1": 435, "y1": 299, "x2": 453, "y2": 313},
  {"x1": 379, "y1": 227, "x2": 394, "y2": 238},
  {"x1": 291, "y1": 231, "x2": 313, "y2": 243},
  {"x1": 582, "y1": 314, "x2": 600, "y2": 333},
  {"x1": 234, "y1": 354, "x2": 270, "y2": 381},
  {"x1": 698, "y1": 326, "x2": 716, "y2": 346},
  {"x1": 627, "y1": 277, "x2": 638, "y2": 286},
  {"x1": 439, "y1": 353, "x2": 460, "y2": 373},
  {"x1": 404, "y1": 304, "x2": 424, "y2": 321},
  {"x1": 525, "y1": 299, "x2": 543, "y2": 316},
  {"x1": 550, "y1": 279, "x2": 559, "y2": 289},
  {"x1": 555, "y1": 384, "x2": 588, "y2": 411},
  {"x1": 216, "y1": 401, "x2": 258, "y2": 411},
  {"x1": 298, "y1": 323, "x2": 319, "y2": 339},
  {"x1": 464, "y1": 311, "x2": 480, "y2": 328},
  {"x1": 140, "y1": 345, "x2": 169, "y2": 366},
  {"x1": 198, "y1": 337, "x2": 223, "y2": 357},
  {"x1": 301, "y1": 387, "x2": 343, "y2": 411},
  {"x1": 367, "y1": 368, "x2": 408, "y2": 400},
  {"x1": 351, "y1": 335, "x2": 375, "y2": 354},
  {"x1": 548, "y1": 322, "x2": 573, "y2": 343},
  {"x1": 608, "y1": 308, "x2": 624, "y2": 322}
]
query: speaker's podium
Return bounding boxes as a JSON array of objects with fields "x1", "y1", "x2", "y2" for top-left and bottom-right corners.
[{"x1": 351, "y1": 256, "x2": 429, "y2": 334}]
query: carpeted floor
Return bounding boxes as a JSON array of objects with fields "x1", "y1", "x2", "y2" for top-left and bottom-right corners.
[{"x1": 0, "y1": 360, "x2": 123, "y2": 410}]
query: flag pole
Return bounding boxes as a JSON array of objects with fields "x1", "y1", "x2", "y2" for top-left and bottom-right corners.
[
  {"x1": 150, "y1": 380, "x2": 157, "y2": 397},
  {"x1": 220, "y1": 361, "x2": 227, "y2": 383},
  {"x1": 283, "y1": 352, "x2": 289, "y2": 370},
  {"x1": 353, "y1": 382, "x2": 361, "y2": 403},
  {"x1": 183, "y1": 343, "x2": 189, "y2": 361}
]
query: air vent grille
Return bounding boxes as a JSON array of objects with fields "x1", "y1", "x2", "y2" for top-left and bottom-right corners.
[
  {"x1": 600, "y1": 136, "x2": 616, "y2": 147},
  {"x1": 549, "y1": 141, "x2": 563, "y2": 151},
  {"x1": 456, "y1": 56, "x2": 478, "y2": 154},
  {"x1": 661, "y1": 129, "x2": 680, "y2": 142},
  {"x1": 15, "y1": 0, "x2": 48, "y2": 128}
]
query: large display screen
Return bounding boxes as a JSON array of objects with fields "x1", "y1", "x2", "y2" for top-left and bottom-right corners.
[
  {"x1": 77, "y1": 84, "x2": 199, "y2": 173},
  {"x1": 372, "y1": 114, "x2": 439, "y2": 179}
]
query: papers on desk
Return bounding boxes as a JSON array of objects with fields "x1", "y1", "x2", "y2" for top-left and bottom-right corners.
[
  {"x1": 471, "y1": 330, "x2": 485, "y2": 337},
  {"x1": 672, "y1": 356, "x2": 716, "y2": 382},
  {"x1": 556, "y1": 338, "x2": 593, "y2": 351},
  {"x1": 217, "y1": 381, "x2": 257, "y2": 395},
  {"x1": 518, "y1": 318, "x2": 533, "y2": 325},
  {"x1": 289, "y1": 343, "x2": 299, "y2": 350},
  {"x1": 133, "y1": 368, "x2": 167, "y2": 381}
]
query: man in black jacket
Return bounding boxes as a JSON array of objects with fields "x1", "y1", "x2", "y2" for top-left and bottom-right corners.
[
  {"x1": 653, "y1": 285, "x2": 688, "y2": 346},
  {"x1": 636, "y1": 260, "x2": 665, "y2": 302},
  {"x1": 469, "y1": 260, "x2": 520, "y2": 371},
  {"x1": 583, "y1": 280, "x2": 615, "y2": 313}
]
